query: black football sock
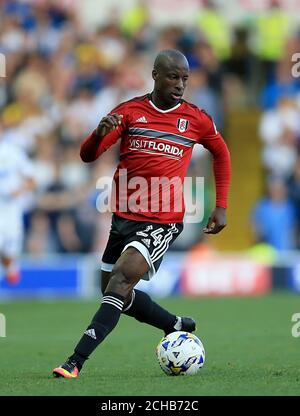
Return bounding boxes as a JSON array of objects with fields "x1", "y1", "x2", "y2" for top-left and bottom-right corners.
[
  {"x1": 123, "y1": 289, "x2": 177, "y2": 333},
  {"x1": 70, "y1": 292, "x2": 124, "y2": 367}
]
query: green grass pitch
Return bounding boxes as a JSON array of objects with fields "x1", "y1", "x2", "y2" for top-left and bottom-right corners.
[{"x1": 0, "y1": 293, "x2": 299, "y2": 396}]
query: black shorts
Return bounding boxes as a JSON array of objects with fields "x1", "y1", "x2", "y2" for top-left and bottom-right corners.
[{"x1": 101, "y1": 214, "x2": 183, "y2": 280}]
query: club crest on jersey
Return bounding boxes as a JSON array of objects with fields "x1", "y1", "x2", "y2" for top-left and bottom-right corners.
[{"x1": 177, "y1": 118, "x2": 189, "y2": 133}]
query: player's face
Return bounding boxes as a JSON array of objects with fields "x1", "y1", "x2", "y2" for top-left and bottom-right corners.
[{"x1": 153, "y1": 62, "x2": 189, "y2": 108}]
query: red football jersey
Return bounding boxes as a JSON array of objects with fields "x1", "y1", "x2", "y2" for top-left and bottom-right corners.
[{"x1": 80, "y1": 94, "x2": 231, "y2": 223}]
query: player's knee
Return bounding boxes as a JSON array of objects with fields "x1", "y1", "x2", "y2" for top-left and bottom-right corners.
[
  {"x1": 105, "y1": 248, "x2": 149, "y2": 295},
  {"x1": 107, "y1": 262, "x2": 142, "y2": 297},
  {"x1": 119, "y1": 247, "x2": 149, "y2": 278},
  {"x1": 110, "y1": 266, "x2": 136, "y2": 288},
  {"x1": 112, "y1": 255, "x2": 147, "y2": 285}
]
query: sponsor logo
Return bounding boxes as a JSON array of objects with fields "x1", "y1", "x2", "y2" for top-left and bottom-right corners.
[
  {"x1": 84, "y1": 328, "x2": 97, "y2": 339},
  {"x1": 181, "y1": 260, "x2": 271, "y2": 296},
  {"x1": 129, "y1": 139, "x2": 183, "y2": 158},
  {"x1": 136, "y1": 116, "x2": 148, "y2": 123},
  {"x1": 141, "y1": 238, "x2": 151, "y2": 248}
]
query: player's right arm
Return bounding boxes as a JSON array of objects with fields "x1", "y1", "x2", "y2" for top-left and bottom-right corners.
[{"x1": 80, "y1": 113, "x2": 124, "y2": 162}]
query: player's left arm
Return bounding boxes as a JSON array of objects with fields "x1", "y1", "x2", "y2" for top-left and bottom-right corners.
[
  {"x1": 11, "y1": 151, "x2": 37, "y2": 198},
  {"x1": 198, "y1": 111, "x2": 231, "y2": 234}
]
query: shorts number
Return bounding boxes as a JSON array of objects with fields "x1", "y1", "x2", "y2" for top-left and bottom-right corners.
[{"x1": 150, "y1": 228, "x2": 164, "y2": 247}]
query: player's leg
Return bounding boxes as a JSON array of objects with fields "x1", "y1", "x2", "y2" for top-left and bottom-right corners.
[
  {"x1": 0, "y1": 226, "x2": 22, "y2": 285},
  {"x1": 1, "y1": 255, "x2": 20, "y2": 285},
  {"x1": 99, "y1": 218, "x2": 195, "y2": 334},
  {"x1": 123, "y1": 289, "x2": 196, "y2": 334},
  {"x1": 121, "y1": 221, "x2": 196, "y2": 334},
  {"x1": 53, "y1": 247, "x2": 148, "y2": 378},
  {"x1": 101, "y1": 269, "x2": 195, "y2": 335},
  {"x1": 53, "y1": 214, "x2": 124, "y2": 378}
]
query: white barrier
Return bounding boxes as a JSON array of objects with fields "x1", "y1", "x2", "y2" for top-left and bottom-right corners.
[{"x1": 0, "y1": 313, "x2": 6, "y2": 337}]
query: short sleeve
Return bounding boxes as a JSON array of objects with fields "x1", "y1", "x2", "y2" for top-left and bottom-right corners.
[{"x1": 108, "y1": 101, "x2": 131, "y2": 131}]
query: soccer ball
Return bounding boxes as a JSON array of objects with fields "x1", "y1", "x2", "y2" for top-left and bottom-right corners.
[{"x1": 156, "y1": 331, "x2": 205, "y2": 376}]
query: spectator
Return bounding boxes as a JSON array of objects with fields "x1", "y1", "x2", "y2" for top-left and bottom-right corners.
[
  {"x1": 261, "y1": 61, "x2": 300, "y2": 110},
  {"x1": 259, "y1": 97, "x2": 300, "y2": 178},
  {"x1": 252, "y1": 177, "x2": 296, "y2": 251},
  {"x1": 4, "y1": 0, "x2": 296, "y2": 257},
  {"x1": 185, "y1": 68, "x2": 223, "y2": 130},
  {"x1": 251, "y1": 0, "x2": 292, "y2": 84},
  {"x1": 286, "y1": 155, "x2": 300, "y2": 248},
  {"x1": 196, "y1": 0, "x2": 231, "y2": 61}
]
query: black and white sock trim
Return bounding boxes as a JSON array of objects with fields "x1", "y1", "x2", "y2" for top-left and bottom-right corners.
[{"x1": 102, "y1": 295, "x2": 124, "y2": 311}]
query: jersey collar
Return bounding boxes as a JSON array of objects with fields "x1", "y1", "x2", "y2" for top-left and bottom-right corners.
[{"x1": 148, "y1": 93, "x2": 182, "y2": 113}]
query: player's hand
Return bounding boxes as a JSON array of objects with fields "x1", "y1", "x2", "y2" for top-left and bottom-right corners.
[
  {"x1": 203, "y1": 207, "x2": 227, "y2": 234},
  {"x1": 11, "y1": 188, "x2": 24, "y2": 198},
  {"x1": 95, "y1": 114, "x2": 123, "y2": 137}
]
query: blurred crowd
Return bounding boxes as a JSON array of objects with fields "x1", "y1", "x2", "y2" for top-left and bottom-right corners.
[
  {"x1": 253, "y1": 3, "x2": 300, "y2": 251},
  {"x1": 1, "y1": 0, "x2": 300, "y2": 255}
]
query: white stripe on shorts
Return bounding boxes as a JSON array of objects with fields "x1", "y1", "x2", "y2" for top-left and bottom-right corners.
[
  {"x1": 101, "y1": 262, "x2": 114, "y2": 272},
  {"x1": 150, "y1": 224, "x2": 178, "y2": 263},
  {"x1": 122, "y1": 241, "x2": 155, "y2": 281}
]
